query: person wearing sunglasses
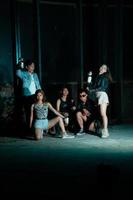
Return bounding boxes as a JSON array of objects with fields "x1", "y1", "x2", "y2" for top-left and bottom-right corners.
[{"x1": 76, "y1": 89, "x2": 98, "y2": 135}]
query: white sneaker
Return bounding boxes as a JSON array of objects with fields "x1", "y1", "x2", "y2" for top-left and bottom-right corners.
[
  {"x1": 76, "y1": 129, "x2": 85, "y2": 136},
  {"x1": 62, "y1": 134, "x2": 75, "y2": 139},
  {"x1": 101, "y1": 129, "x2": 109, "y2": 138}
]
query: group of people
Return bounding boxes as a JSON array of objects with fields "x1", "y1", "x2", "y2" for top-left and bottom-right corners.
[{"x1": 16, "y1": 59, "x2": 113, "y2": 140}]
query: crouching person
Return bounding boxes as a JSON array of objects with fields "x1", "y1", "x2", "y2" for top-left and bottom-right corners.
[{"x1": 76, "y1": 89, "x2": 98, "y2": 136}]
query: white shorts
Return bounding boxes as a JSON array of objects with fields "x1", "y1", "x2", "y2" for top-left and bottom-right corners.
[
  {"x1": 34, "y1": 119, "x2": 48, "y2": 130},
  {"x1": 96, "y1": 91, "x2": 109, "y2": 105}
]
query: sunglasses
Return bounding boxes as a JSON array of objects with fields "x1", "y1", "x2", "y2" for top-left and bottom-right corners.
[{"x1": 80, "y1": 94, "x2": 87, "y2": 98}]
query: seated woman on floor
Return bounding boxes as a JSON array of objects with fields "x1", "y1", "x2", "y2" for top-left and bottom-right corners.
[
  {"x1": 29, "y1": 89, "x2": 75, "y2": 140},
  {"x1": 56, "y1": 86, "x2": 76, "y2": 132}
]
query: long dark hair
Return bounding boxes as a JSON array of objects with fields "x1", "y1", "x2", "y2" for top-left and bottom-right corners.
[
  {"x1": 102, "y1": 64, "x2": 113, "y2": 83},
  {"x1": 59, "y1": 86, "x2": 69, "y2": 98},
  {"x1": 25, "y1": 59, "x2": 34, "y2": 67}
]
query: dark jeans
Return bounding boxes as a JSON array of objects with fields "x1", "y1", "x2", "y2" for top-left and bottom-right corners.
[{"x1": 23, "y1": 94, "x2": 35, "y2": 129}]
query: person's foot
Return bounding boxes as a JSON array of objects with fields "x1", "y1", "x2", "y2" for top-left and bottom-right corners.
[
  {"x1": 76, "y1": 128, "x2": 85, "y2": 136},
  {"x1": 101, "y1": 128, "x2": 109, "y2": 138},
  {"x1": 62, "y1": 133, "x2": 75, "y2": 139},
  {"x1": 94, "y1": 120, "x2": 101, "y2": 135},
  {"x1": 43, "y1": 129, "x2": 48, "y2": 136}
]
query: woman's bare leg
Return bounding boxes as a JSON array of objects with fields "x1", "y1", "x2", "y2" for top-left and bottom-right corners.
[
  {"x1": 76, "y1": 112, "x2": 87, "y2": 129},
  {"x1": 35, "y1": 128, "x2": 43, "y2": 140},
  {"x1": 99, "y1": 103, "x2": 109, "y2": 138},
  {"x1": 99, "y1": 103, "x2": 108, "y2": 129},
  {"x1": 88, "y1": 122, "x2": 95, "y2": 132},
  {"x1": 48, "y1": 116, "x2": 66, "y2": 136}
]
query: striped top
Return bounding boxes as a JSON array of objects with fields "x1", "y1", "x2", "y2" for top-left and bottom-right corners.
[{"x1": 34, "y1": 103, "x2": 48, "y2": 119}]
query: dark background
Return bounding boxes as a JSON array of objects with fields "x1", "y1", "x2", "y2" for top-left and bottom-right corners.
[{"x1": 0, "y1": 0, "x2": 133, "y2": 126}]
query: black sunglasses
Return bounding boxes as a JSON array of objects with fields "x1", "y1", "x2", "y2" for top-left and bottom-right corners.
[{"x1": 79, "y1": 94, "x2": 87, "y2": 98}]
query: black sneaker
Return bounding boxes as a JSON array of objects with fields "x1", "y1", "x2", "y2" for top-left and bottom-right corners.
[{"x1": 94, "y1": 120, "x2": 101, "y2": 135}]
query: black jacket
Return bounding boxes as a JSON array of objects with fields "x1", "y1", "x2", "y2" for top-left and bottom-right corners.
[
  {"x1": 93, "y1": 73, "x2": 109, "y2": 93},
  {"x1": 76, "y1": 99, "x2": 96, "y2": 116}
]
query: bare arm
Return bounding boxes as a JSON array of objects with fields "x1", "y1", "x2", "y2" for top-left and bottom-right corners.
[
  {"x1": 56, "y1": 98, "x2": 61, "y2": 112},
  {"x1": 83, "y1": 109, "x2": 91, "y2": 117},
  {"x1": 30, "y1": 104, "x2": 34, "y2": 128},
  {"x1": 48, "y1": 102, "x2": 64, "y2": 118}
]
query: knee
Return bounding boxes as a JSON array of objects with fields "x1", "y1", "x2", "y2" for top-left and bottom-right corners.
[
  {"x1": 35, "y1": 136, "x2": 42, "y2": 140},
  {"x1": 57, "y1": 116, "x2": 63, "y2": 122},
  {"x1": 76, "y1": 112, "x2": 82, "y2": 118},
  {"x1": 100, "y1": 112, "x2": 107, "y2": 118}
]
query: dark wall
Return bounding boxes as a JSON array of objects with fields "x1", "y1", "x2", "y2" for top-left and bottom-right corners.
[
  {"x1": 40, "y1": 3, "x2": 79, "y2": 83},
  {"x1": 39, "y1": 2, "x2": 80, "y2": 105},
  {"x1": 0, "y1": 1, "x2": 13, "y2": 85},
  {"x1": 17, "y1": 2, "x2": 34, "y2": 60}
]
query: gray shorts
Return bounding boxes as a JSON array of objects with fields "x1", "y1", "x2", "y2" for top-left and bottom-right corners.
[
  {"x1": 34, "y1": 119, "x2": 49, "y2": 130},
  {"x1": 96, "y1": 91, "x2": 109, "y2": 105}
]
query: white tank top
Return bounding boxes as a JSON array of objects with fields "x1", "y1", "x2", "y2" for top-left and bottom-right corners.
[{"x1": 29, "y1": 74, "x2": 36, "y2": 95}]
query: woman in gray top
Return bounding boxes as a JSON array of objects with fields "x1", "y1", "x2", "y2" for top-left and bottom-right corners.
[{"x1": 30, "y1": 89, "x2": 75, "y2": 140}]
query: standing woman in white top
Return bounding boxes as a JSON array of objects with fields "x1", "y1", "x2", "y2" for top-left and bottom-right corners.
[{"x1": 16, "y1": 59, "x2": 41, "y2": 131}]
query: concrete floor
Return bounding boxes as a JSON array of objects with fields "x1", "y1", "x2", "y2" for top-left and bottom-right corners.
[{"x1": 0, "y1": 124, "x2": 133, "y2": 199}]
